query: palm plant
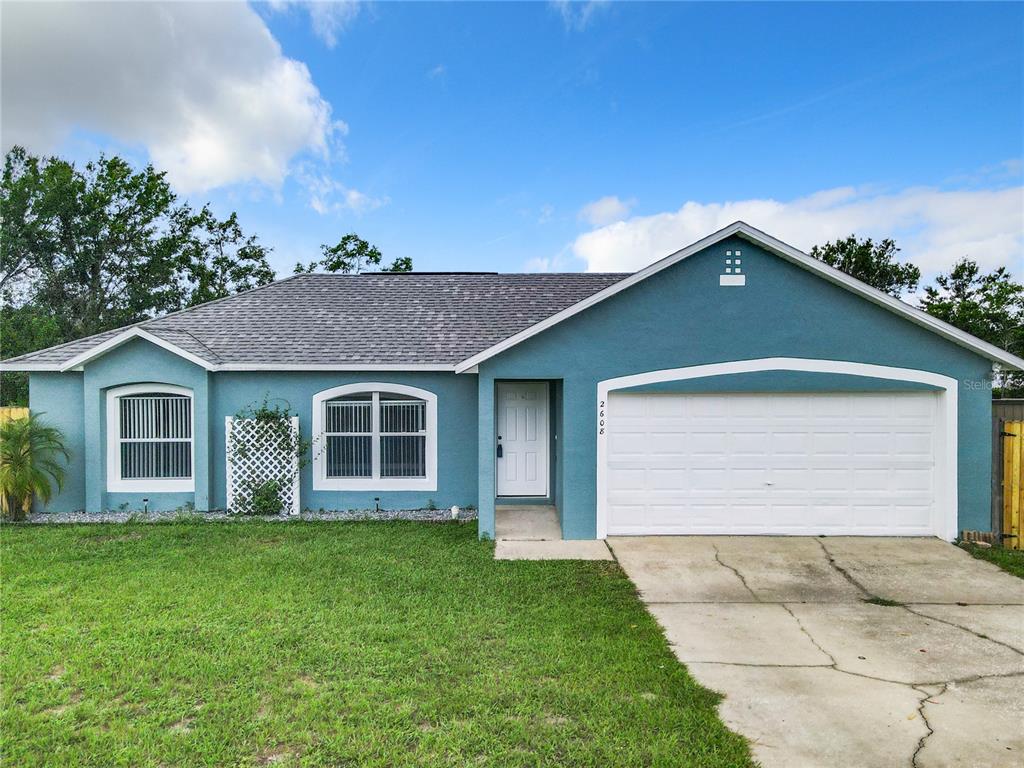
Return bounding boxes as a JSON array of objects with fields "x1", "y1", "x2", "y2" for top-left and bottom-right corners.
[{"x1": 0, "y1": 413, "x2": 68, "y2": 521}]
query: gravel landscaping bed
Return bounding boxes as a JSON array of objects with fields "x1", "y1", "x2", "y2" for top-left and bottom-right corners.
[{"x1": 18, "y1": 507, "x2": 478, "y2": 525}]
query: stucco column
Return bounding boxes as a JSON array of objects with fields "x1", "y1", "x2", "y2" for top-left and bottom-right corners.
[
  {"x1": 192, "y1": 372, "x2": 212, "y2": 511},
  {"x1": 558, "y1": 378, "x2": 598, "y2": 540},
  {"x1": 477, "y1": 374, "x2": 495, "y2": 539},
  {"x1": 84, "y1": 386, "x2": 104, "y2": 513}
]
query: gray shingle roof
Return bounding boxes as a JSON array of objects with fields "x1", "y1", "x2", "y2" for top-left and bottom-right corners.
[{"x1": 6, "y1": 272, "x2": 630, "y2": 368}]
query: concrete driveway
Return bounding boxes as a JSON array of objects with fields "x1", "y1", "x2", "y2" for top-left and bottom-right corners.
[{"x1": 607, "y1": 537, "x2": 1024, "y2": 768}]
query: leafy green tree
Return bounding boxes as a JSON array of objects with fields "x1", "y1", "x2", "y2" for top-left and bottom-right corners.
[
  {"x1": 387, "y1": 256, "x2": 413, "y2": 273},
  {"x1": 0, "y1": 146, "x2": 275, "y2": 404},
  {"x1": 180, "y1": 207, "x2": 275, "y2": 306},
  {"x1": 809, "y1": 235, "x2": 921, "y2": 297},
  {"x1": 1, "y1": 147, "x2": 47, "y2": 297},
  {"x1": 11, "y1": 150, "x2": 191, "y2": 340},
  {"x1": 0, "y1": 412, "x2": 68, "y2": 520},
  {"x1": 921, "y1": 259, "x2": 1023, "y2": 393},
  {"x1": 294, "y1": 233, "x2": 411, "y2": 274},
  {"x1": 0, "y1": 304, "x2": 62, "y2": 406}
]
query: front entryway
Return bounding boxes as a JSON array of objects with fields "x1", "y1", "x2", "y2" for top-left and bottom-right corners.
[{"x1": 496, "y1": 381, "x2": 549, "y2": 497}]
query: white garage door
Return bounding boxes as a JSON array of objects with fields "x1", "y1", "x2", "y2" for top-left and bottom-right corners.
[{"x1": 604, "y1": 392, "x2": 940, "y2": 536}]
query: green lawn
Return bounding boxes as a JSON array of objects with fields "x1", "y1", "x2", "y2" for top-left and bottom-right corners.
[
  {"x1": 1, "y1": 521, "x2": 752, "y2": 767},
  {"x1": 962, "y1": 542, "x2": 1024, "y2": 579}
]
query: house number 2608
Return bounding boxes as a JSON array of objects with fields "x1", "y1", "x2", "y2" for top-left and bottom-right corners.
[{"x1": 598, "y1": 400, "x2": 606, "y2": 435}]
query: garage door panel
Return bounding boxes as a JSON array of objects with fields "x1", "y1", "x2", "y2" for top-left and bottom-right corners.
[
  {"x1": 891, "y1": 432, "x2": 934, "y2": 456},
  {"x1": 732, "y1": 431, "x2": 771, "y2": 455},
  {"x1": 893, "y1": 468, "x2": 933, "y2": 492},
  {"x1": 685, "y1": 432, "x2": 729, "y2": 454},
  {"x1": 608, "y1": 467, "x2": 646, "y2": 491},
  {"x1": 608, "y1": 432, "x2": 649, "y2": 457},
  {"x1": 851, "y1": 431, "x2": 892, "y2": 455},
  {"x1": 644, "y1": 433, "x2": 694, "y2": 455},
  {"x1": 605, "y1": 392, "x2": 939, "y2": 536}
]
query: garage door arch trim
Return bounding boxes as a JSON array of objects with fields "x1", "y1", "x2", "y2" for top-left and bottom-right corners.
[{"x1": 595, "y1": 358, "x2": 958, "y2": 540}]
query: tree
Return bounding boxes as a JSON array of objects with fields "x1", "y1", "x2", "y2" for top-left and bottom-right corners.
[
  {"x1": 0, "y1": 147, "x2": 47, "y2": 297},
  {"x1": 921, "y1": 259, "x2": 1024, "y2": 393},
  {"x1": 0, "y1": 413, "x2": 68, "y2": 520},
  {"x1": 179, "y1": 207, "x2": 275, "y2": 306},
  {"x1": 294, "y1": 233, "x2": 411, "y2": 274},
  {"x1": 0, "y1": 304, "x2": 62, "y2": 406},
  {"x1": 0, "y1": 146, "x2": 275, "y2": 404},
  {"x1": 809, "y1": 235, "x2": 921, "y2": 298}
]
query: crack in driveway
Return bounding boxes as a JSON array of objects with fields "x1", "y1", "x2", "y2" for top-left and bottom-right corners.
[
  {"x1": 901, "y1": 604, "x2": 1024, "y2": 657},
  {"x1": 712, "y1": 545, "x2": 760, "y2": 601},
  {"x1": 911, "y1": 683, "x2": 946, "y2": 768},
  {"x1": 814, "y1": 537, "x2": 872, "y2": 597},
  {"x1": 610, "y1": 537, "x2": 1024, "y2": 768}
]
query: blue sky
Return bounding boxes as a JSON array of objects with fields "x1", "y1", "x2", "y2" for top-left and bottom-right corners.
[{"x1": 2, "y1": 1, "x2": 1022, "y2": 279}]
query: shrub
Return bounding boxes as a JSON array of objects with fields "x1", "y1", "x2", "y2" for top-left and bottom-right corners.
[
  {"x1": 248, "y1": 480, "x2": 284, "y2": 516},
  {"x1": 0, "y1": 413, "x2": 68, "y2": 520}
]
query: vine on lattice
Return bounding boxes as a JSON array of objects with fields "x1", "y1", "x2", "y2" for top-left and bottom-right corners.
[{"x1": 226, "y1": 398, "x2": 309, "y2": 516}]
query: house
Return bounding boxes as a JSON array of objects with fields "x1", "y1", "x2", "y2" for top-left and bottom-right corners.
[{"x1": 4, "y1": 222, "x2": 1021, "y2": 540}]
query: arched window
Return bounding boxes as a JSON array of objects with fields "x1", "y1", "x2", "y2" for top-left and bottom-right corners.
[
  {"x1": 106, "y1": 384, "x2": 195, "y2": 492},
  {"x1": 312, "y1": 384, "x2": 437, "y2": 491}
]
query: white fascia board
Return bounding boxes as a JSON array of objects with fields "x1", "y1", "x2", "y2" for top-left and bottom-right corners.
[
  {"x1": 58, "y1": 328, "x2": 217, "y2": 372},
  {"x1": 0, "y1": 362, "x2": 63, "y2": 371},
  {"x1": 3, "y1": 353, "x2": 460, "y2": 374},
  {"x1": 216, "y1": 363, "x2": 458, "y2": 371},
  {"x1": 455, "y1": 220, "x2": 1024, "y2": 373}
]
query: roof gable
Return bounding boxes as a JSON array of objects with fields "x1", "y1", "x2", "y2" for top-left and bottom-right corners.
[
  {"x1": 454, "y1": 221, "x2": 1024, "y2": 372},
  {"x1": 58, "y1": 328, "x2": 219, "y2": 372}
]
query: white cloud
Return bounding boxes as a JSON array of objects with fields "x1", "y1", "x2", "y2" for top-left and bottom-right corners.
[
  {"x1": 298, "y1": 166, "x2": 388, "y2": 214},
  {"x1": 525, "y1": 245, "x2": 576, "y2": 273},
  {"x1": 267, "y1": 0, "x2": 363, "y2": 48},
  {"x1": 578, "y1": 195, "x2": 635, "y2": 227},
  {"x1": 1, "y1": 2, "x2": 342, "y2": 194},
  {"x1": 427, "y1": 64, "x2": 447, "y2": 80},
  {"x1": 572, "y1": 185, "x2": 1024, "y2": 278},
  {"x1": 550, "y1": 0, "x2": 609, "y2": 31}
]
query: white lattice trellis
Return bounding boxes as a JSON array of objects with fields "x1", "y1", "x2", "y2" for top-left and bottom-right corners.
[{"x1": 225, "y1": 416, "x2": 300, "y2": 515}]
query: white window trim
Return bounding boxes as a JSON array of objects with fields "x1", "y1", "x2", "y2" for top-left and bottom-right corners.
[
  {"x1": 106, "y1": 383, "x2": 196, "y2": 493},
  {"x1": 595, "y1": 358, "x2": 959, "y2": 542},
  {"x1": 312, "y1": 383, "x2": 438, "y2": 491}
]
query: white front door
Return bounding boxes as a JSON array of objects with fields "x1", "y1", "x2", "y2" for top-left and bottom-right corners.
[{"x1": 496, "y1": 381, "x2": 549, "y2": 496}]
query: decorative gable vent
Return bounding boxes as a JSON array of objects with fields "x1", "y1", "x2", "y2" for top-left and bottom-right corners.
[{"x1": 719, "y1": 250, "x2": 746, "y2": 286}]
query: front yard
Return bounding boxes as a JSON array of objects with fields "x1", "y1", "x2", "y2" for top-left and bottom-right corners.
[{"x1": 1, "y1": 521, "x2": 752, "y2": 767}]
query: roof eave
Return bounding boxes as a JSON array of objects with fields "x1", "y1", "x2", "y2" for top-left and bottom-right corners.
[{"x1": 57, "y1": 328, "x2": 218, "y2": 372}]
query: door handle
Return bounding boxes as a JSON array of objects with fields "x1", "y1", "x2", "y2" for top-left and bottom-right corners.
[{"x1": 497, "y1": 436, "x2": 503, "y2": 459}]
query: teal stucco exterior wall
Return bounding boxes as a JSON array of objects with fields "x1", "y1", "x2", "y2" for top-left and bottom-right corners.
[
  {"x1": 476, "y1": 235, "x2": 994, "y2": 539},
  {"x1": 29, "y1": 341, "x2": 479, "y2": 513},
  {"x1": 28, "y1": 373, "x2": 87, "y2": 513},
  {"x1": 85, "y1": 338, "x2": 210, "y2": 513},
  {"x1": 210, "y1": 371, "x2": 478, "y2": 512}
]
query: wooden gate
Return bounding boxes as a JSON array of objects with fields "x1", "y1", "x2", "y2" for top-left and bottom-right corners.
[{"x1": 1001, "y1": 420, "x2": 1023, "y2": 550}]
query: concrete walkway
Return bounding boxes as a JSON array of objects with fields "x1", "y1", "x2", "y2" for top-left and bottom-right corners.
[
  {"x1": 493, "y1": 506, "x2": 613, "y2": 560},
  {"x1": 608, "y1": 536, "x2": 1024, "y2": 768}
]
